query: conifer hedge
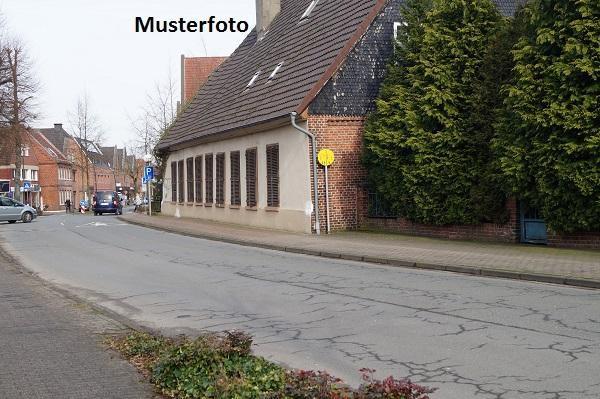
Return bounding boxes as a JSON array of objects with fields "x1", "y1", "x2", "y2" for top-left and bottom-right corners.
[
  {"x1": 364, "y1": 0, "x2": 509, "y2": 225},
  {"x1": 494, "y1": 0, "x2": 600, "y2": 232}
]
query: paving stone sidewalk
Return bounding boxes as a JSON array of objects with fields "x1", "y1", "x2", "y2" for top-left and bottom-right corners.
[
  {"x1": 120, "y1": 213, "x2": 600, "y2": 288},
  {"x1": 0, "y1": 248, "x2": 155, "y2": 399}
]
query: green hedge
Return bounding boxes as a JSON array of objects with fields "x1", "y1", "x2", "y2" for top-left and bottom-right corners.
[
  {"x1": 364, "y1": 0, "x2": 509, "y2": 225},
  {"x1": 494, "y1": 0, "x2": 600, "y2": 232}
]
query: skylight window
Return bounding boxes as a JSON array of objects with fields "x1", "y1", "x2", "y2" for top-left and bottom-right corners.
[
  {"x1": 394, "y1": 21, "x2": 409, "y2": 40},
  {"x1": 301, "y1": 0, "x2": 320, "y2": 19},
  {"x1": 268, "y1": 62, "x2": 284, "y2": 81},
  {"x1": 246, "y1": 71, "x2": 261, "y2": 88}
]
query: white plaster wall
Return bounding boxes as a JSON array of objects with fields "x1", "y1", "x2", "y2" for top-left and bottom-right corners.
[{"x1": 162, "y1": 122, "x2": 312, "y2": 233}]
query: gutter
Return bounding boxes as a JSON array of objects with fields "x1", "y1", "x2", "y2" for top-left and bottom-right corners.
[{"x1": 290, "y1": 112, "x2": 320, "y2": 235}]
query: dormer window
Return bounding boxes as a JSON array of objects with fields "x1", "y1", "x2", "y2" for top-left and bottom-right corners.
[
  {"x1": 394, "y1": 21, "x2": 409, "y2": 40},
  {"x1": 301, "y1": 0, "x2": 320, "y2": 19},
  {"x1": 268, "y1": 62, "x2": 284, "y2": 82},
  {"x1": 246, "y1": 71, "x2": 261, "y2": 88}
]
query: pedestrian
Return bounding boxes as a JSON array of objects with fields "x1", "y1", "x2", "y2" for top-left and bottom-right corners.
[
  {"x1": 65, "y1": 198, "x2": 71, "y2": 213},
  {"x1": 134, "y1": 196, "x2": 141, "y2": 213}
]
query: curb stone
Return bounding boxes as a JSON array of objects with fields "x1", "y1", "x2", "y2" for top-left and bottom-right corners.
[{"x1": 118, "y1": 216, "x2": 600, "y2": 290}]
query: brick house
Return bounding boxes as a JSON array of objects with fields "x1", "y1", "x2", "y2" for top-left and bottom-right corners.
[
  {"x1": 38, "y1": 124, "x2": 120, "y2": 203},
  {"x1": 0, "y1": 129, "x2": 42, "y2": 207},
  {"x1": 157, "y1": 0, "x2": 523, "y2": 235},
  {"x1": 31, "y1": 130, "x2": 75, "y2": 211},
  {"x1": 100, "y1": 146, "x2": 136, "y2": 198}
]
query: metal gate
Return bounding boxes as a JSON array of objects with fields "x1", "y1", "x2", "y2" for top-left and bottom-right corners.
[{"x1": 520, "y1": 202, "x2": 547, "y2": 244}]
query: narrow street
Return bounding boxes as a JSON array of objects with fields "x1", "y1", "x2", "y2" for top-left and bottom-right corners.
[{"x1": 2, "y1": 214, "x2": 599, "y2": 399}]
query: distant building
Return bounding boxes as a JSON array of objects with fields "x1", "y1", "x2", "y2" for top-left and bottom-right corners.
[{"x1": 0, "y1": 129, "x2": 42, "y2": 207}]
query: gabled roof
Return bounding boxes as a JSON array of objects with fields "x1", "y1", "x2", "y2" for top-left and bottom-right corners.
[
  {"x1": 32, "y1": 131, "x2": 69, "y2": 163},
  {"x1": 158, "y1": 0, "x2": 386, "y2": 150},
  {"x1": 38, "y1": 124, "x2": 71, "y2": 155},
  {"x1": 100, "y1": 146, "x2": 116, "y2": 167},
  {"x1": 158, "y1": 0, "x2": 524, "y2": 151}
]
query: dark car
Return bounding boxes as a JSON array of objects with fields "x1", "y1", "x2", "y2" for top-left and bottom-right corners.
[{"x1": 92, "y1": 191, "x2": 122, "y2": 215}]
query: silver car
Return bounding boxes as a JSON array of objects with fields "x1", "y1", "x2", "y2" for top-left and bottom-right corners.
[{"x1": 0, "y1": 196, "x2": 37, "y2": 223}]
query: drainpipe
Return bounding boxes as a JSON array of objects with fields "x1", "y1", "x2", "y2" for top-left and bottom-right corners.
[{"x1": 291, "y1": 112, "x2": 320, "y2": 235}]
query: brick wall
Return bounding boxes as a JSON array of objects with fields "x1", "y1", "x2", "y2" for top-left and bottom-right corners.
[
  {"x1": 307, "y1": 115, "x2": 368, "y2": 231},
  {"x1": 547, "y1": 232, "x2": 600, "y2": 249}
]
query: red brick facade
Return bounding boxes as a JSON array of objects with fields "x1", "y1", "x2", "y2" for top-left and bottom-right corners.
[
  {"x1": 308, "y1": 115, "x2": 367, "y2": 232},
  {"x1": 31, "y1": 132, "x2": 74, "y2": 211},
  {"x1": 360, "y1": 199, "x2": 520, "y2": 243}
]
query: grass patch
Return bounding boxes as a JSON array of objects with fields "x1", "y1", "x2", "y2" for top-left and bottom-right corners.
[{"x1": 107, "y1": 330, "x2": 435, "y2": 398}]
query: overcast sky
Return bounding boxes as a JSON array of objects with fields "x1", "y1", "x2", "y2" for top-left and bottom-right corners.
[{"x1": 0, "y1": 0, "x2": 254, "y2": 148}]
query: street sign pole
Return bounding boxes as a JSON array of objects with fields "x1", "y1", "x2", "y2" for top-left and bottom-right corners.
[
  {"x1": 144, "y1": 157, "x2": 153, "y2": 217},
  {"x1": 324, "y1": 165, "x2": 330, "y2": 234},
  {"x1": 147, "y1": 163, "x2": 152, "y2": 217},
  {"x1": 317, "y1": 149, "x2": 335, "y2": 235}
]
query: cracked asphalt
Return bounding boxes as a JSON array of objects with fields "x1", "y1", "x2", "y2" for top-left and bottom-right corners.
[{"x1": 1, "y1": 214, "x2": 599, "y2": 399}]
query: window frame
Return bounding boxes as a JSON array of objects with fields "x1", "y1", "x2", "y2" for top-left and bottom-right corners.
[
  {"x1": 194, "y1": 155, "x2": 203, "y2": 203},
  {"x1": 245, "y1": 148, "x2": 258, "y2": 208},
  {"x1": 266, "y1": 144, "x2": 280, "y2": 208},
  {"x1": 205, "y1": 154, "x2": 214, "y2": 204},
  {"x1": 230, "y1": 151, "x2": 241, "y2": 206},
  {"x1": 215, "y1": 152, "x2": 225, "y2": 206},
  {"x1": 177, "y1": 160, "x2": 184, "y2": 203},
  {"x1": 186, "y1": 157, "x2": 194, "y2": 203},
  {"x1": 171, "y1": 161, "x2": 177, "y2": 202}
]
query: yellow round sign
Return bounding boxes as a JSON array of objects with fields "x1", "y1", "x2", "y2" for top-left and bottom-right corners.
[{"x1": 318, "y1": 149, "x2": 335, "y2": 167}]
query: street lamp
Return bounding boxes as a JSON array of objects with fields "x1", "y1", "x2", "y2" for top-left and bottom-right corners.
[{"x1": 144, "y1": 154, "x2": 152, "y2": 216}]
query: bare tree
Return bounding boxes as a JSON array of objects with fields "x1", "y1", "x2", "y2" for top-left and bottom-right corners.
[
  {"x1": 123, "y1": 142, "x2": 144, "y2": 197},
  {"x1": 1, "y1": 40, "x2": 38, "y2": 201},
  {"x1": 68, "y1": 93, "x2": 104, "y2": 200},
  {"x1": 132, "y1": 70, "x2": 178, "y2": 158}
]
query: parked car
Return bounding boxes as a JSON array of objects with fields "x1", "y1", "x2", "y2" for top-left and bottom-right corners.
[
  {"x1": 92, "y1": 191, "x2": 122, "y2": 216},
  {"x1": 0, "y1": 196, "x2": 37, "y2": 223}
]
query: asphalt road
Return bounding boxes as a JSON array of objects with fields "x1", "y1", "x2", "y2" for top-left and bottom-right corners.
[{"x1": 1, "y1": 213, "x2": 599, "y2": 399}]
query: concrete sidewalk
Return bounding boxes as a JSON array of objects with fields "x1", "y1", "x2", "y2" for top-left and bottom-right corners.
[
  {"x1": 0, "y1": 248, "x2": 156, "y2": 399},
  {"x1": 119, "y1": 213, "x2": 600, "y2": 289}
]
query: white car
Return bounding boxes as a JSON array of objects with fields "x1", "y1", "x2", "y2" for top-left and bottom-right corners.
[{"x1": 0, "y1": 197, "x2": 37, "y2": 223}]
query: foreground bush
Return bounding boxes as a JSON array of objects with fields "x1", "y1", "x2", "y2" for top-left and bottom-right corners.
[{"x1": 108, "y1": 331, "x2": 435, "y2": 399}]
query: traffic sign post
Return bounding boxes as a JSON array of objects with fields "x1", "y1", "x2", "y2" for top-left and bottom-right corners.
[
  {"x1": 144, "y1": 166, "x2": 154, "y2": 180},
  {"x1": 317, "y1": 149, "x2": 335, "y2": 234}
]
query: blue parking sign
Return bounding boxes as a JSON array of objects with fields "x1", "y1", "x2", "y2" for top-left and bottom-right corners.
[{"x1": 144, "y1": 166, "x2": 154, "y2": 180}]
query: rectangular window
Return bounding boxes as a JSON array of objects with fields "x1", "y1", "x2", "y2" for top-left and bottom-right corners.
[
  {"x1": 230, "y1": 151, "x2": 241, "y2": 206},
  {"x1": 171, "y1": 161, "x2": 177, "y2": 202},
  {"x1": 194, "y1": 156, "x2": 203, "y2": 203},
  {"x1": 266, "y1": 144, "x2": 280, "y2": 207},
  {"x1": 245, "y1": 148, "x2": 257, "y2": 207},
  {"x1": 186, "y1": 157, "x2": 194, "y2": 203},
  {"x1": 31, "y1": 170, "x2": 38, "y2": 181},
  {"x1": 205, "y1": 154, "x2": 213, "y2": 203},
  {"x1": 177, "y1": 160, "x2": 184, "y2": 203},
  {"x1": 215, "y1": 153, "x2": 225, "y2": 205}
]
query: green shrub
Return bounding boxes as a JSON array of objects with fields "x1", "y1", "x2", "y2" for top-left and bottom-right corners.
[
  {"x1": 364, "y1": 0, "x2": 510, "y2": 225},
  {"x1": 152, "y1": 332, "x2": 285, "y2": 398},
  {"x1": 108, "y1": 331, "x2": 435, "y2": 399},
  {"x1": 494, "y1": 0, "x2": 600, "y2": 232}
]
